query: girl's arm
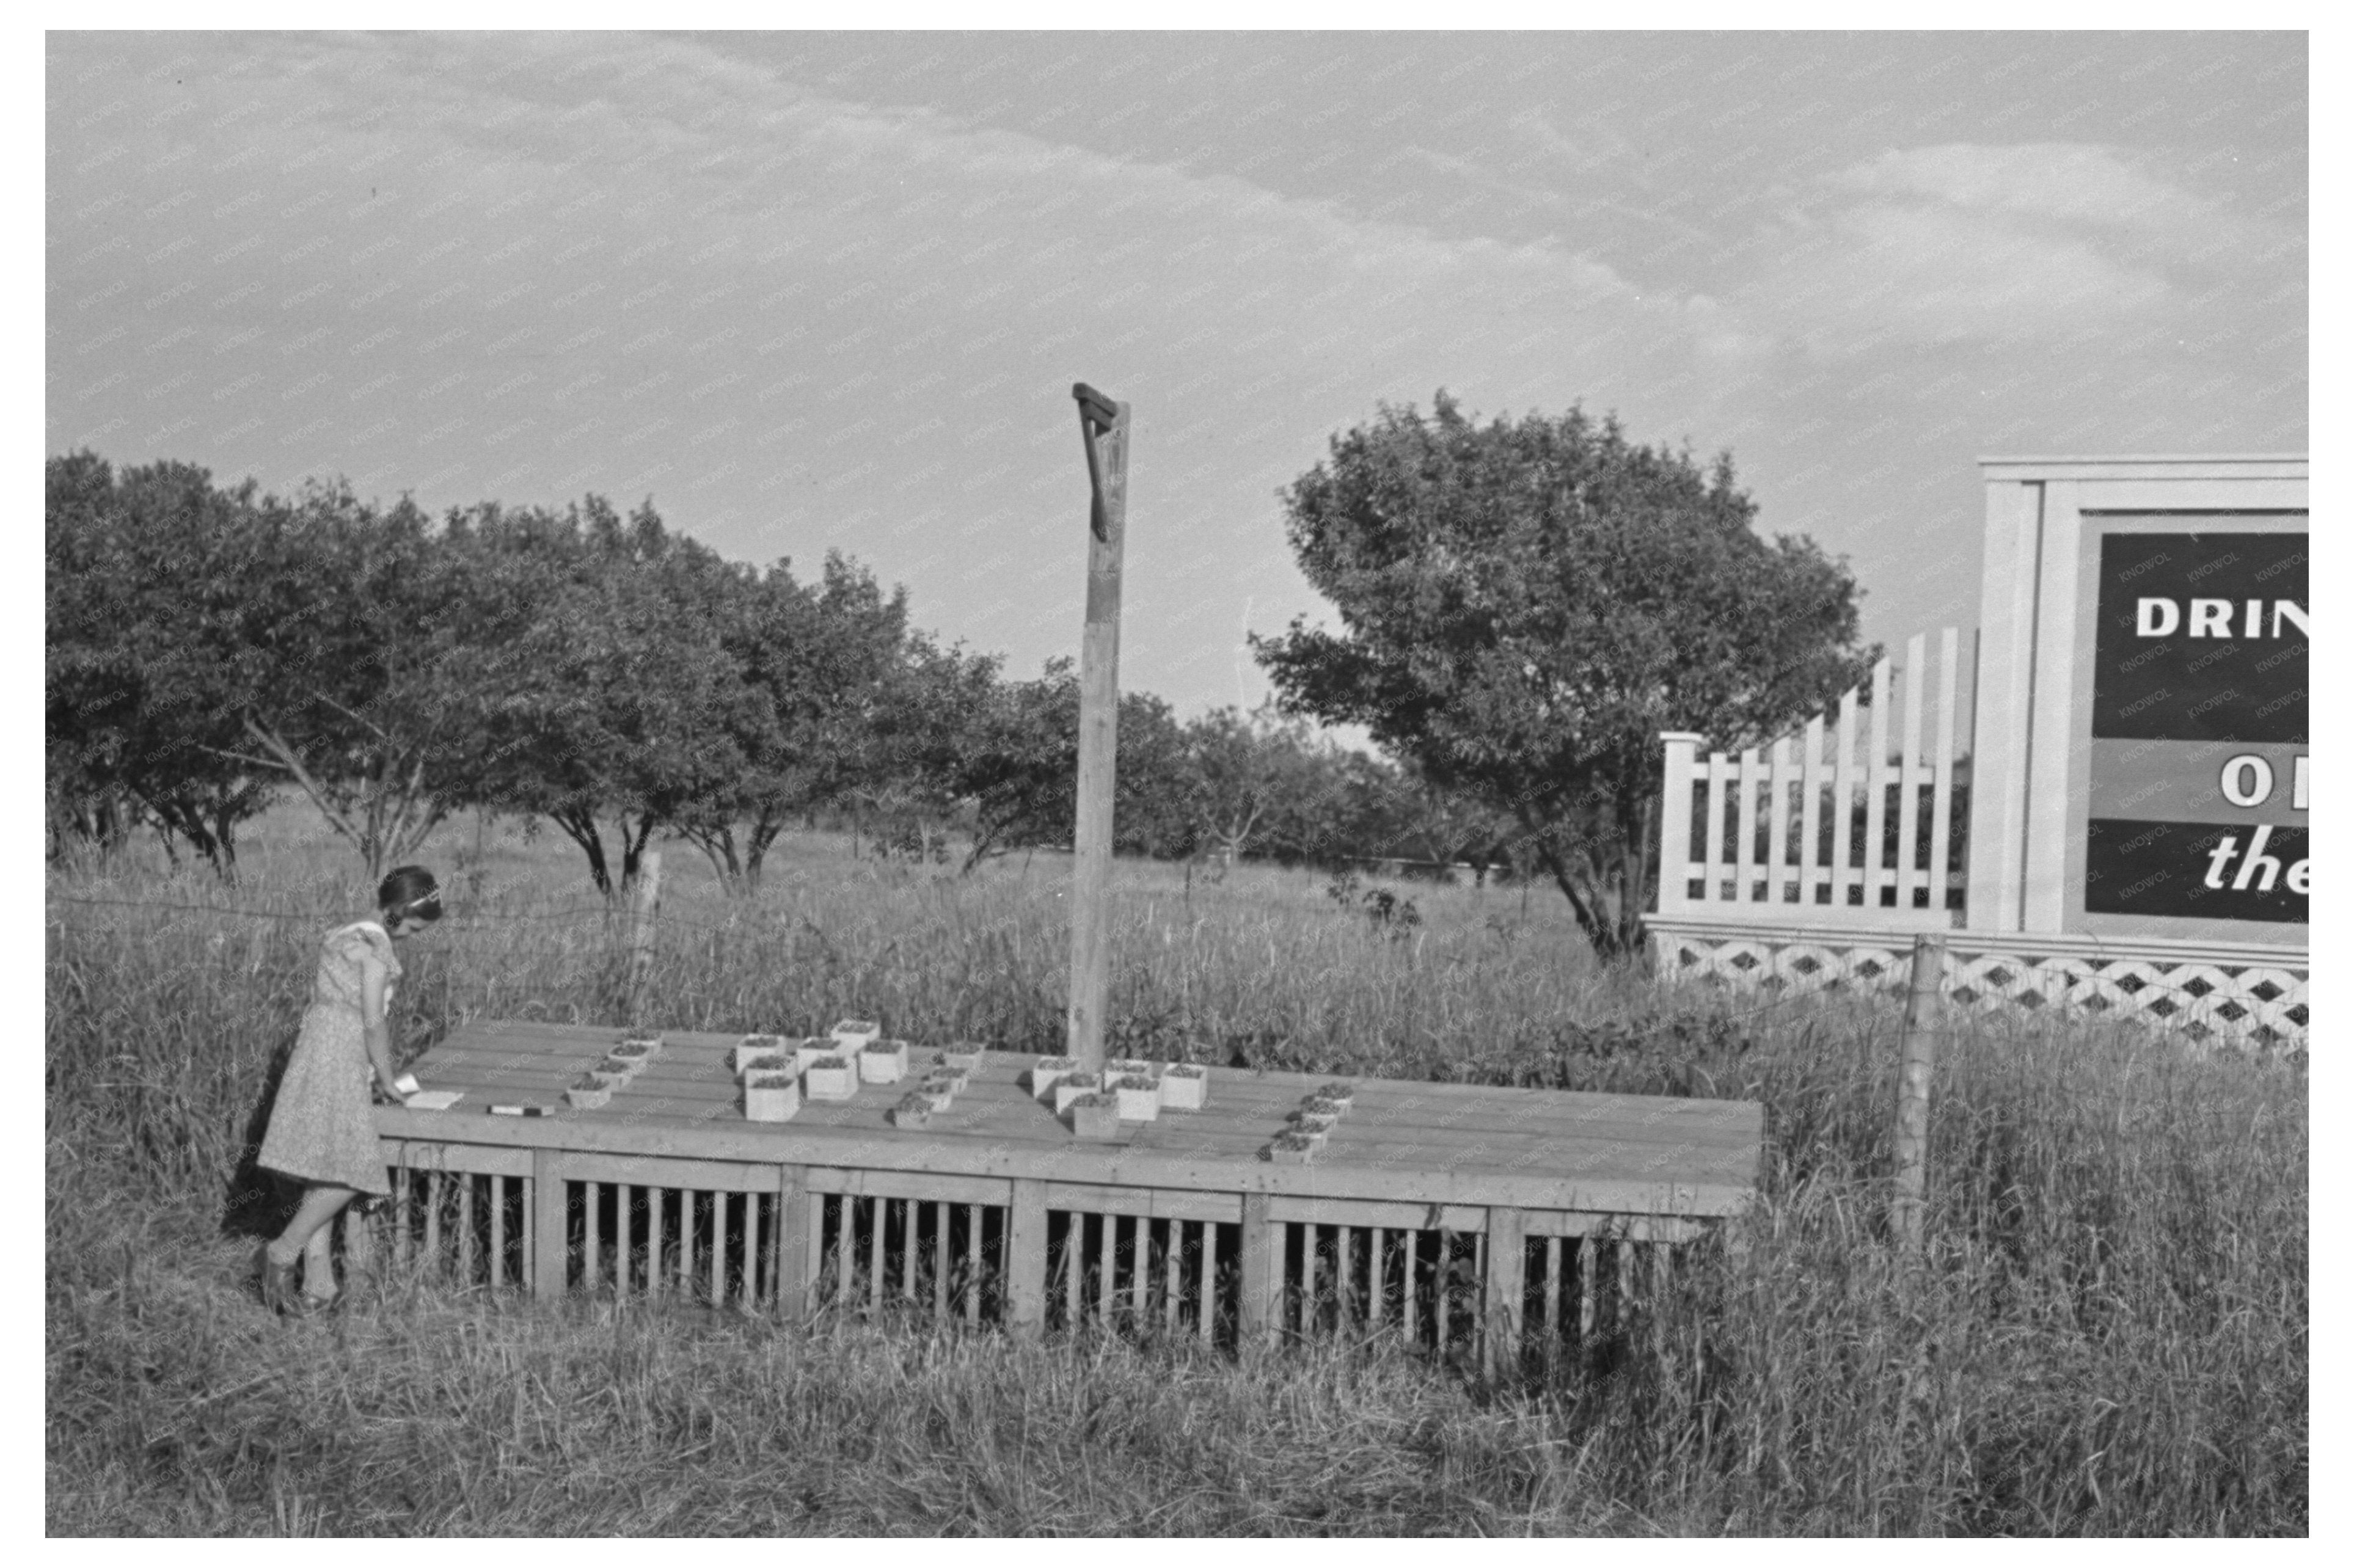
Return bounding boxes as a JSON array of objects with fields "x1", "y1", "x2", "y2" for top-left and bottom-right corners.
[{"x1": 360, "y1": 959, "x2": 402, "y2": 1095}]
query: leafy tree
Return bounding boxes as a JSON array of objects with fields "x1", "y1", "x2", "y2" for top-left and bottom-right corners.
[
  {"x1": 228, "y1": 480, "x2": 491, "y2": 882},
  {"x1": 46, "y1": 450, "x2": 145, "y2": 859},
  {"x1": 45, "y1": 453, "x2": 280, "y2": 875},
  {"x1": 648, "y1": 548, "x2": 980, "y2": 892},
  {"x1": 759, "y1": 555, "x2": 924, "y2": 875},
  {"x1": 1177, "y1": 704, "x2": 1321, "y2": 868},
  {"x1": 1380, "y1": 764, "x2": 1527, "y2": 880},
  {"x1": 660, "y1": 558, "x2": 811, "y2": 890},
  {"x1": 1255, "y1": 393, "x2": 1874, "y2": 960},
  {"x1": 949, "y1": 660, "x2": 1187, "y2": 873},
  {"x1": 588, "y1": 508, "x2": 763, "y2": 892},
  {"x1": 458, "y1": 496, "x2": 751, "y2": 897},
  {"x1": 836, "y1": 629, "x2": 1004, "y2": 870},
  {"x1": 1264, "y1": 746, "x2": 1409, "y2": 868}
]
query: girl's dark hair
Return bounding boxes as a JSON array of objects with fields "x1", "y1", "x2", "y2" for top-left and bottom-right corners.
[{"x1": 378, "y1": 865, "x2": 442, "y2": 925}]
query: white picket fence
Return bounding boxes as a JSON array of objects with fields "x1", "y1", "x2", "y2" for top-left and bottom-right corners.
[
  {"x1": 1648, "y1": 625, "x2": 2307, "y2": 1049},
  {"x1": 1657, "y1": 629, "x2": 1967, "y2": 927}
]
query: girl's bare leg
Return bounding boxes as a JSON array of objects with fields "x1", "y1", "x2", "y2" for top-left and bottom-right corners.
[
  {"x1": 266, "y1": 1184, "x2": 357, "y2": 1271},
  {"x1": 302, "y1": 1220, "x2": 338, "y2": 1304}
]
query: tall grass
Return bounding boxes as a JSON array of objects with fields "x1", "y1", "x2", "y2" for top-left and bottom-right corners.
[{"x1": 47, "y1": 809, "x2": 2306, "y2": 1534}]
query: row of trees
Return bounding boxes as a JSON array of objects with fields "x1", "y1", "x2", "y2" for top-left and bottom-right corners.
[
  {"x1": 50, "y1": 392, "x2": 1877, "y2": 960},
  {"x1": 45, "y1": 451, "x2": 1522, "y2": 898}
]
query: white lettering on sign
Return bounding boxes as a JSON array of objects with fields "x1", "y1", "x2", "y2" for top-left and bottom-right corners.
[
  {"x1": 2202, "y1": 828, "x2": 2309, "y2": 893},
  {"x1": 2294, "y1": 755, "x2": 2309, "y2": 811},
  {"x1": 2220, "y1": 754, "x2": 2273, "y2": 807},
  {"x1": 2133, "y1": 597, "x2": 2306, "y2": 638},
  {"x1": 2232, "y1": 825, "x2": 2282, "y2": 891}
]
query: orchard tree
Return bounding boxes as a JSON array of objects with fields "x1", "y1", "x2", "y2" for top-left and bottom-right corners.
[
  {"x1": 1383, "y1": 765, "x2": 1526, "y2": 879},
  {"x1": 777, "y1": 554, "x2": 927, "y2": 867},
  {"x1": 460, "y1": 496, "x2": 751, "y2": 896},
  {"x1": 1254, "y1": 393, "x2": 1874, "y2": 960},
  {"x1": 230, "y1": 479, "x2": 493, "y2": 882},
  {"x1": 670, "y1": 550, "x2": 954, "y2": 890},
  {"x1": 951, "y1": 660, "x2": 1188, "y2": 873},
  {"x1": 47, "y1": 450, "x2": 153, "y2": 859},
  {"x1": 45, "y1": 453, "x2": 280, "y2": 875},
  {"x1": 663, "y1": 558, "x2": 817, "y2": 891},
  {"x1": 1177, "y1": 704, "x2": 1320, "y2": 868},
  {"x1": 837, "y1": 629, "x2": 1005, "y2": 869}
]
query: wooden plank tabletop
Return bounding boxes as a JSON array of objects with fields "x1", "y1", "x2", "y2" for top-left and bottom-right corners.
[{"x1": 378, "y1": 1020, "x2": 1764, "y2": 1218}]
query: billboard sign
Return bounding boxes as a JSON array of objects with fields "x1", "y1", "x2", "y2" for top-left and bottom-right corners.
[
  {"x1": 1968, "y1": 458, "x2": 2306, "y2": 945},
  {"x1": 2082, "y1": 531, "x2": 2308, "y2": 927}
]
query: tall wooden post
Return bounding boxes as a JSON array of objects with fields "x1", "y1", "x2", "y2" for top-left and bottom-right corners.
[
  {"x1": 1067, "y1": 384, "x2": 1128, "y2": 1074},
  {"x1": 626, "y1": 850, "x2": 661, "y2": 1029},
  {"x1": 1890, "y1": 933, "x2": 1945, "y2": 1253}
]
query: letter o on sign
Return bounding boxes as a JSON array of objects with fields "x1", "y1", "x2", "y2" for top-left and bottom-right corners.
[{"x1": 2221, "y1": 754, "x2": 2275, "y2": 807}]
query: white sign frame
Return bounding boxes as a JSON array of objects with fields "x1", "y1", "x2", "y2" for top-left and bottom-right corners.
[{"x1": 1967, "y1": 456, "x2": 2308, "y2": 942}]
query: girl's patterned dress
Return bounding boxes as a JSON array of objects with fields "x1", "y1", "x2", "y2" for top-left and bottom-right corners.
[{"x1": 257, "y1": 919, "x2": 398, "y2": 1195}]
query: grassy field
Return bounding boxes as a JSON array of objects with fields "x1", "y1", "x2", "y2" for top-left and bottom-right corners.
[{"x1": 46, "y1": 807, "x2": 2308, "y2": 1535}]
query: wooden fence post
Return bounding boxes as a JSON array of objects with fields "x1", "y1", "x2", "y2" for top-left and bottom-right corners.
[
  {"x1": 530, "y1": 1148, "x2": 566, "y2": 1297},
  {"x1": 1238, "y1": 1191, "x2": 1274, "y2": 1341},
  {"x1": 1481, "y1": 1206, "x2": 1527, "y2": 1381},
  {"x1": 1067, "y1": 383, "x2": 1128, "y2": 1075},
  {"x1": 774, "y1": 1165, "x2": 809, "y2": 1321},
  {"x1": 626, "y1": 850, "x2": 660, "y2": 1029},
  {"x1": 1007, "y1": 1179, "x2": 1048, "y2": 1335},
  {"x1": 1891, "y1": 933, "x2": 1945, "y2": 1253}
]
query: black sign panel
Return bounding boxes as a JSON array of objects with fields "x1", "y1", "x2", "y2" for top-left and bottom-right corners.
[
  {"x1": 2083, "y1": 817, "x2": 2308, "y2": 924},
  {"x1": 2091, "y1": 533, "x2": 2307, "y2": 744}
]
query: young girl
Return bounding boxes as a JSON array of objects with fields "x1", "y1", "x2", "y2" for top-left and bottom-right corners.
[{"x1": 255, "y1": 865, "x2": 442, "y2": 1313}]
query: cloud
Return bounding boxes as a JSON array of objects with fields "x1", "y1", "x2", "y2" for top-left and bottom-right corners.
[
  {"x1": 45, "y1": 29, "x2": 1715, "y2": 428},
  {"x1": 1736, "y1": 142, "x2": 2278, "y2": 357},
  {"x1": 274, "y1": 32, "x2": 1681, "y2": 357},
  {"x1": 1506, "y1": 106, "x2": 1637, "y2": 173},
  {"x1": 1398, "y1": 145, "x2": 1565, "y2": 212},
  {"x1": 1829, "y1": 145, "x2": 2177, "y2": 224}
]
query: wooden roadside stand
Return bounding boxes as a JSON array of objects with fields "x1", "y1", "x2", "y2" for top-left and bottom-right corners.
[{"x1": 363, "y1": 384, "x2": 1764, "y2": 1377}]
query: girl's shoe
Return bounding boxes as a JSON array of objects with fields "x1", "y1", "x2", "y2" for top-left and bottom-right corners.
[{"x1": 257, "y1": 1247, "x2": 301, "y2": 1316}]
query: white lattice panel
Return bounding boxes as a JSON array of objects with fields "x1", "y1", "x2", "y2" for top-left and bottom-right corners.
[{"x1": 1653, "y1": 925, "x2": 2307, "y2": 1051}]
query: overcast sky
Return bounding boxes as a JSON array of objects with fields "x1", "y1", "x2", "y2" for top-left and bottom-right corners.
[{"x1": 47, "y1": 31, "x2": 2306, "y2": 720}]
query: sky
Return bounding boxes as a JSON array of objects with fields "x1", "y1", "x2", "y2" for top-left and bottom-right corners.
[{"x1": 46, "y1": 30, "x2": 2308, "y2": 721}]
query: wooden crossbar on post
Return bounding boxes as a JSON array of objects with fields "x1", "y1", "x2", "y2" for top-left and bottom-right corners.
[{"x1": 1067, "y1": 382, "x2": 1129, "y2": 1075}]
